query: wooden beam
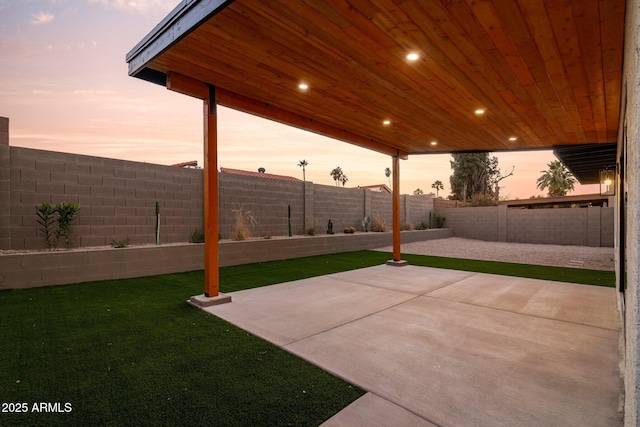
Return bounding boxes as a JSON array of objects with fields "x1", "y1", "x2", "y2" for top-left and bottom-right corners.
[
  {"x1": 167, "y1": 72, "x2": 209, "y2": 99},
  {"x1": 392, "y1": 154, "x2": 401, "y2": 261},
  {"x1": 203, "y1": 85, "x2": 220, "y2": 297},
  {"x1": 216, "y1": 88, "x2": 408, "y2": 158}
]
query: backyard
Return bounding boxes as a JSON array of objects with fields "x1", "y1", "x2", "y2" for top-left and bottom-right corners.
[{"x1": 0, "y1": 250, "x2": 615, "y2": 426}]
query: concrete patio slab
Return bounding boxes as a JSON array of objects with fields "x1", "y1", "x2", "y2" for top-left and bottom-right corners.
[
  {"x1": 203, "y1": 264, "x2": 622, "y2": 426},
  {"x1": 329, "y1": 264, "x2": 475, "y2": 295},
  {"x1": 320, "y1": 393, "x2": 437, "y2": 427},
  {"x1": 204, "y1": 274, "x2": 415, "y2": 346},
  {"x1": 428, "y1": 273, "x2": 620, "y2": 329}
]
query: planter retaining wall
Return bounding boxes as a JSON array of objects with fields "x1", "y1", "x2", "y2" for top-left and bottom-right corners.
[{"x1": 0, "y1": 228, "x2": 453, "y2": 290}]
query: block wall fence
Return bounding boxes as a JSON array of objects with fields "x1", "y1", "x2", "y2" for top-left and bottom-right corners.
[
  {"x1": 434, "y1": 202, "x2": 614, "y2": 247},
  {"x1": 0, "y1": 119, "x2": 434, "y2": 250},
  {"x1": 1, "y1": 118, "x2": 613, "y2": 250}
]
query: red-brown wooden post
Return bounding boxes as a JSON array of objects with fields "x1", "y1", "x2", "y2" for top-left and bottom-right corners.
[
  {"x1": 203, "y1": 86, "x2": 219, "y2": 297},
  {"x1": 392, "y1": 154, "x2": 401, "y2": 261}
]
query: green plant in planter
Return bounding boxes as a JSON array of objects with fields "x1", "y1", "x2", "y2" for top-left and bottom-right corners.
[
  {"x1": 189, "y1": 229, "x2": 205, "y2": 243},
  {"x1": 110, "y1": 238, "x2": 129, "y2": 248},
  {"x1": 55, "y1": 202, "x2": 80, "y2": 250},
  {"x1": 327, "y1": 219, "x2": 334, "y2": 234},
  {"x1": 434, "y1": 213, "x2": 446, "y2": 228},
  {"x1": 361, "y1": 216, "x2": 370, "y2": 232},
  {"x1": 36, "y1": 202, "x2": 58, "y2": 250},
  {"x1": 415, "y1": 222, "x2": 428, "y2": 230}
]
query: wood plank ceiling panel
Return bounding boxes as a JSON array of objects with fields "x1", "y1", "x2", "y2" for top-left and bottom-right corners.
[{"x1": 139, "y1": 0, "x2": 625, "y2": 155}]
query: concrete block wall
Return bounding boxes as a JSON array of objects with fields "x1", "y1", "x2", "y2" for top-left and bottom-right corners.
[
  {"x1": 601, "y1": 207, "x2": 614, "y2": 247},
  {"x1": 404, "y1": 194, "x2": 434, "y2": 227},
  {"x1": 218, "y1": 173, "x2": 304, "y2": 238},
  {"x1": 0, "y1": 118, "x2": 10, "y2": 249},
  {"x1": 442, "y1": 206, "x2": 498, "y2": 241},
  {"x1": 442, "y1": 205, "x2": 613, "y2": 247},
  {"x1": 8, "y1": 146, "x2": 203, "y2": 249},
  {"x1": 313, "y1": 184, "x2": 365, "y2": 231},
  {"x1": 508, "y1": 208, "x2": 588, "y2": 245},
  {"x1": 369, "y1": 191, "x2": 392, "y2": 227}
]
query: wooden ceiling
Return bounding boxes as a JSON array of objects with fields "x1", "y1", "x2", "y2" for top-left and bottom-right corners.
[{"x1": 127, "y1": 0, "x2": 625, "y2": 156}]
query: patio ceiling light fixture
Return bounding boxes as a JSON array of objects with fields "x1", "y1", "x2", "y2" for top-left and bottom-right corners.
[
  {"x1": 383, "y1": 119, "x2": 391, "y2": 125},
  {"x1": 475, "y1": 109, "x2": 485, "y2": 115},
  {"x1": 406, "y1": 52, "x2": 419, "y2": 61},
  {"x1": 599, "y1": 167, "x2": 616, "y2": 196},
  {"x1": 298, "y1": 83, "x2": 309, "y2": 90}
]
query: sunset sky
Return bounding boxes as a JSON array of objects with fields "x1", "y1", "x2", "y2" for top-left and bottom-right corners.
[{"x1": 0, "y1": 0, "x2": 600, "y2": 199}]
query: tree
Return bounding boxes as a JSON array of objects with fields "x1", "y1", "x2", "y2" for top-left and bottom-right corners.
[
  {"x1": 431, "y1": 180, "x2": 443, "y2": 198},
  {"x1": 489, "y1": 161, "x2": 515, "y2": 202},
  {"x1": 414, "y1": 188, "x2": 424, "y2": 195},
  {"x1": 449, "y1": 153, "x2": 493, "y2": 202},
  {"x1": 340, "y1": 174, "x2": 348, "y2": 187},
  {"x1": 384, "y1": 167, "x2": 391, "y2": 186},
  {"x1": 536, "y1": 160, "x2": 576, "y2": 197},
  {"x1": 298, "y1": 159, "x2": 308, "y2": 181},
  {"x1": 449, "y1": 153, "x2": 513, "y2": 203},
  {"x1": 330, "y1": 167, "x2": 343, "y2": 187}
]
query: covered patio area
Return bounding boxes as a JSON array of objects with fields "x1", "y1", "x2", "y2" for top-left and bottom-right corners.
[{"x1": 205, "y1": 264, "x2": 622, "y2": 426}]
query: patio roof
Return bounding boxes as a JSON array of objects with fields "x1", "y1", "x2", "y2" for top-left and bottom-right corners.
[{"x1": 126, "y1": 0, "x2": 625, "y2": 157}]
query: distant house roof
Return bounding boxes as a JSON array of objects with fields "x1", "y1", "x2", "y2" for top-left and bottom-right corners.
[
  {"x1": 172, "y1": 160, "x2": 200, "y2": 168},
  {"x1": 359, "y1": 184, "x2": 392, "y2": 193},
  {"x1": 499, "y1": 193, "x2": 612, "y2": 208},
  {"x1": 220, "y1": 167, "x2": 301, "y2": 182}
]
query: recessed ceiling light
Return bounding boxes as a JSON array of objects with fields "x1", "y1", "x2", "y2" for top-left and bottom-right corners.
[
  {"x1": 406, "y1": 53, "x2": 419, "y2": 61},
  {"x1": 509, "y1": 136, "x2": 517, "y2": 141},
  {"x1": 475, "y1": 109, "x2": 485, "y2": 115},
  {"x1": 383, "y1": 120, "x2": 391, "y2": 125},
  {"x1": 430, "y1": 141, "x2": 437, "y2": 146},
  {"x1": 298, "y1": 83, "x2": 309, "y2": 90}
]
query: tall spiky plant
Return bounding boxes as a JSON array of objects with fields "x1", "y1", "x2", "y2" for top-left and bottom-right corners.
[
  {"x1": 36, "y1": 202, "x2": 57, "y2": 250},
  {"x1": 230, "y1": 204, "x2": 257, "y2": 241}
]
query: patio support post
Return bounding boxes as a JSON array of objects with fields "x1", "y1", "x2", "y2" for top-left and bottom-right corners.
[
  {"x1": 203, "y1": 85, "x2": 219, "y2": 297},
  {"x1": 392, "y1": 153, "x2": 401, "y2": 261},
  {"x1": 167, "y1": 72, "x2": 230, "y2": 307}
]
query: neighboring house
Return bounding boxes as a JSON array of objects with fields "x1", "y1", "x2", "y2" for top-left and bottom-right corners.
[
  {"x1": 220, "y1": 167, "x2": 301, "y2": 182},
  {"x1": 172, "y1": 160, "x2": 201, "y2": 169},
  {"x1": 358, "y1": 184, "x2": 391, "y2": 193}
]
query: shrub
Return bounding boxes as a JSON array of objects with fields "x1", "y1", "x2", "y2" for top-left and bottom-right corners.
[
  {"x1": 36, "y1": 202, "x2": 57, "y2": 250},
  {"x1": 110, "y1": 238, "x2": 129, "y2": 248},
  {"x1": 36, "y1": 202, "x2": 80, "y2": 250},
  {"x1": 55, "y1": 203, "x2": 80, "y2": 250},
  {"x1": 231, "y1": 204, "x2": 257, "y2": 241},
  {"x1": 403, "y1": 221, "x2": 415, "y2": 231},
  {"x1": 189, "y1": 229, "x2": 205, "y2": 243},
  {"x1": 371, "y1": 214, "x2": 389, "y2": 232},
  {"x1": 307, "y1": 218, "x2": 324, "y2": 236}
]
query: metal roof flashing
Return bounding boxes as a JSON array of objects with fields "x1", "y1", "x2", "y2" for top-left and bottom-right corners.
[{"x1": 126, "y1": 0, "x2": 234, "y2": 80}]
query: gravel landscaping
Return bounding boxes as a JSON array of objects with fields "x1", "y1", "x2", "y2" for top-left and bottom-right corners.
[{"x1": 375, "y1": 237, "x2": 615, "y2": 271}]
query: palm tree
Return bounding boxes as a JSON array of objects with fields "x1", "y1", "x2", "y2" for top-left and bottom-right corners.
[
  {"x1": 330, "y1": 167, "x2": 343, "y2": 187},
  {"x1": 298, "y1": 159, "x2": 308, "y2": 181},
  {"x1": 414, "y1": 188, "x2": 424, "y2": 195},
  {"x1": 340, "y1": 174, "x2": 348, "y2": 187},
  {"x1": 536, "y1": 160, "x2": 576, "y2": 197},
  {"x1": 384, "y1": 167, "x2": 391, "y2": 186},
  {"x1": 431, "y1": 180, "x2": 444, "y2": 198}
]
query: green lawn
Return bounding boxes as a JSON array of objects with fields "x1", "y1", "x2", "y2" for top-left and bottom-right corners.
[{"x1": 0, "y1": 250, "x2": 614, "y2": 426}]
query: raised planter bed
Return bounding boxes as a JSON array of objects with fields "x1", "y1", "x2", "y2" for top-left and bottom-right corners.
[{"x1": 0, "y1": 229, "x2": 452, "y2": 290}]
